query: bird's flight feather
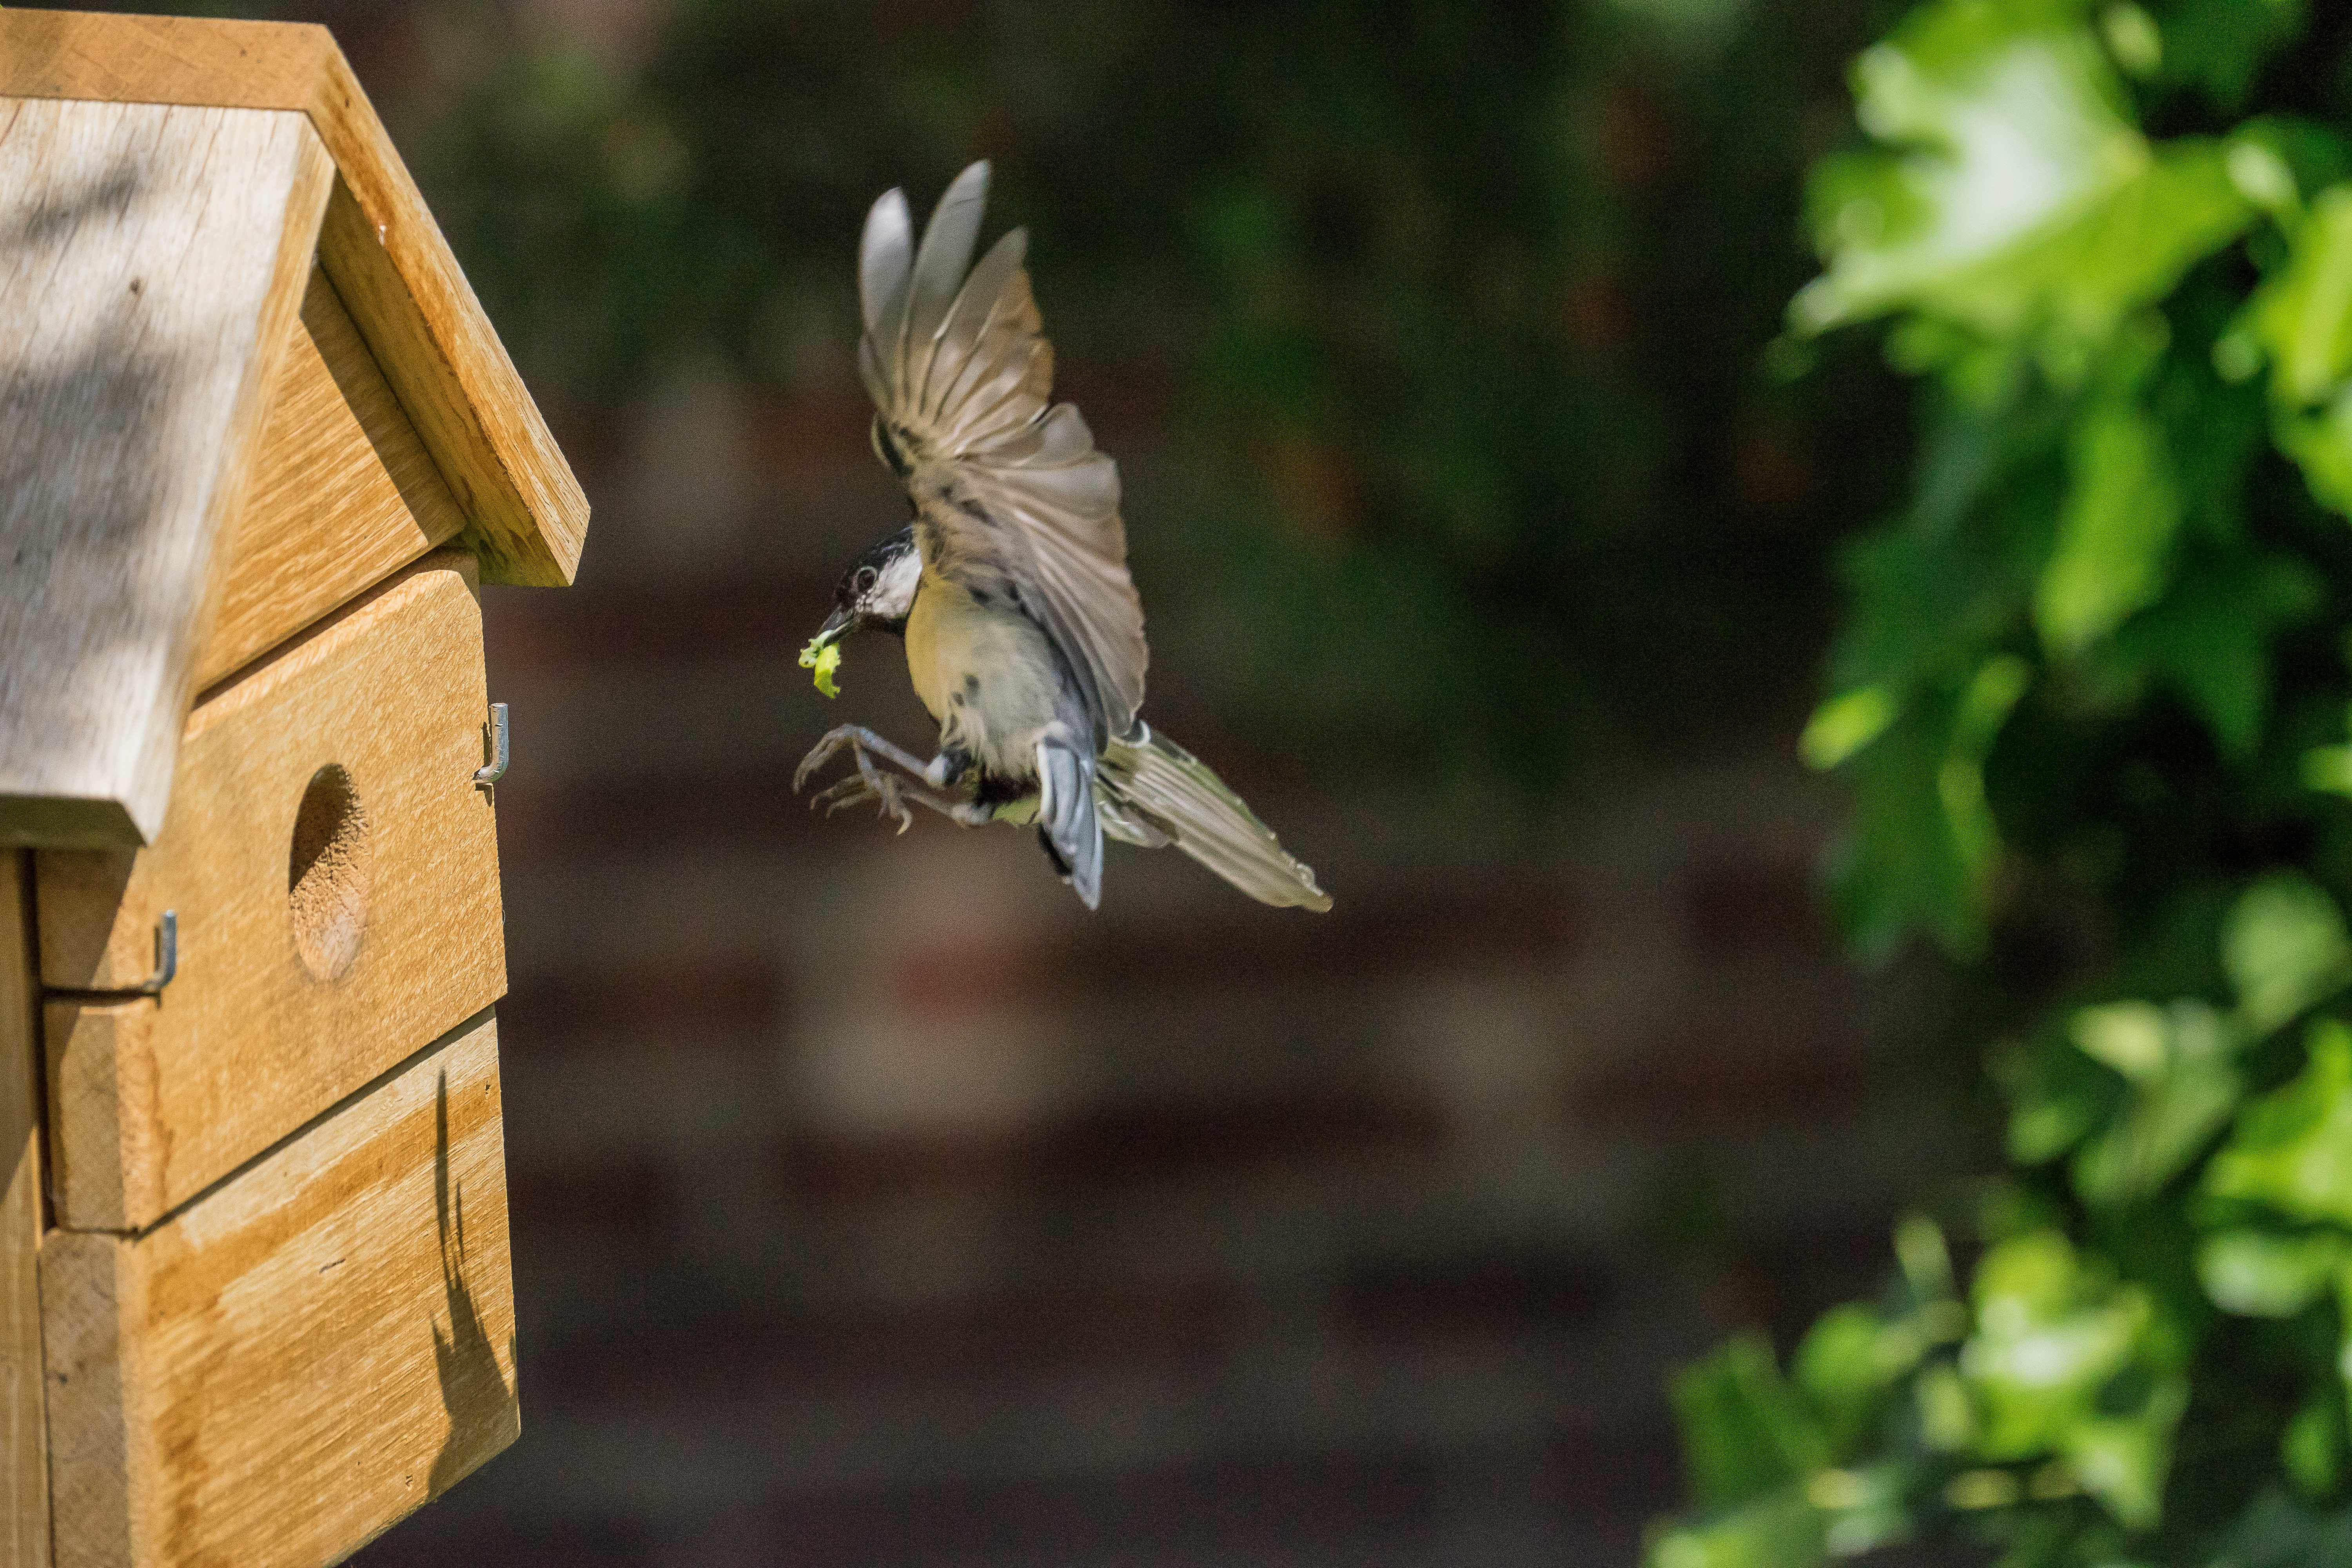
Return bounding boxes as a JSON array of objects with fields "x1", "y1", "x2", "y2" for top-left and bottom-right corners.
[
  {"x1": 1099, "y1": 725, "x2": 1332, "y2": 912},
  {"x1": 858, "y1": 162, "x2": 1149, "y2": 748}
]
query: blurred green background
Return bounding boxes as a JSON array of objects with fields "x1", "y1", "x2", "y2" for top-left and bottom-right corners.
[{"x1": 70, "y1": 0, "x2": 2352, "y2": 1563}]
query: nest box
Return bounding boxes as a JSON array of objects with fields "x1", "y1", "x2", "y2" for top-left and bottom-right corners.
[{"x1": 0, "y1": 10, "x2": 590, "y2": 1566}]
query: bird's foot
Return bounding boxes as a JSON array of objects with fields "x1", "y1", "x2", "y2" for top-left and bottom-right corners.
[
  {"x1": 797, "y1": 726, "x2": 989, "y2": 833},
  {"x1": 809, "y1": 761, "x2": 915, "y2": 834},
  {"x1": 792, "y1": 725, "x2": 935, "y2": 795}
]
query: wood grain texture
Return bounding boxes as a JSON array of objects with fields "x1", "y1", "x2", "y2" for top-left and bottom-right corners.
[
  {"x1": 0, "y1": 96, "x2": 332, "y2": 849},
  {"x1": 39, "y1": 1003, "x2": 162, "y2": 1234},
  {"x1": 0, "y1": 8, "x2": 590, "y2": 588},
  {"x1": 312, "y1": 176, "x2": 579, "y2": 586},
  {"x1": 40, "y1": 1230, "x2": 139, "y2": 1568},
  {"x1": 0, "y1": 857, "x2": 47, "y2": 1568},
  {"x1": 42, "y1": 1011, "x2": 519, "y2": 1568},
  {"x1": 200, "y1": 263, "x2": 466, "y2": 689},
  {"x1": 36, "y1": 555, "x2": 506, "y2": 1230}
]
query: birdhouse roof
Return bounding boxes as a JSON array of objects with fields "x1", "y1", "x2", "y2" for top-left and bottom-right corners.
[{"x1": 0, "y1": 8, "x2": 588, "y2": 848}]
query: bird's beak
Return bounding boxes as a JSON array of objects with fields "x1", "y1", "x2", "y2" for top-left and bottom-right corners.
[
  {"x1": 799, "y1": 608, "x2": 856, "y2": 699},
  {"x1": 811, "y1": 605, "x2": 856, "y2": 647}
]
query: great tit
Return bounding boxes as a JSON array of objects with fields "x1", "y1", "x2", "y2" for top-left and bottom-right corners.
[{"x1": 793, "y1": 162, "x2": 1330, "y2": 913}]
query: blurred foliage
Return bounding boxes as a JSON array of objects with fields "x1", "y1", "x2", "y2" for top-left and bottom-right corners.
[{"x1": 1653, "y1": 1, "x2": 2352, "y2": 1563}]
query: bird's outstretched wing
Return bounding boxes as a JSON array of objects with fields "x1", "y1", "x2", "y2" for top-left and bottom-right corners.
[{"x1": 857, "y1": 161, "x2": 1147, "y2": 748}]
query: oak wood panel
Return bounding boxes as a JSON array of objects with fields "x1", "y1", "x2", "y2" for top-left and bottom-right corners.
[
  {"x1": 199, "y1": 263, "x2": 466, "y2": 690},
  {"x1": 0, "y1": 8, "x2": 590, "y2": 588},
  {"x1": 36, "y1": 556, "x2": 506, "y2": 1230},
  {"x1": 313, "y1": 176, "x2": 579, "y2": 586},
  {"x1": 0, "y1": 96, "x2": 332, "y2": 849},
  {"x1": 0, "y1": 857, "x2": 47, "y2": 1568},
  {"x1": 39, "y1": 1003, "x2": 160, "y2": 1236},
  {"x1": 42, "y1": 1012, "x2": 519, "y2": 1568}
]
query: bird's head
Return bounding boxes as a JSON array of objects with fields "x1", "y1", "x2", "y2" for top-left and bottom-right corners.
[{"x1": 811, "y1": 525, "x2": 920, "y2": 651}]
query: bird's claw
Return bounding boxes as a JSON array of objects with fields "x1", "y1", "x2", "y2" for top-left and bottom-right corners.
[
  {"x1": 880, "y1": 777, "x2": 913, "y2": 835},
  {"x1": 792, "y1": 726, "x2": 859, "y2": 794},
  {"x1": 809, "y1": 775, "x2": 866, "y2": 814},
  {"x1": 805, "y1": 743, "x2": 915, "y2": 834}
]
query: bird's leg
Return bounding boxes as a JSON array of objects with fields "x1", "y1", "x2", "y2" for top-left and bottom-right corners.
[
  {"x1": 793, "y1": 725, "x2": 937, "y2": 793},
  {"x1": 793, "y1": 726, "x2": 991, "y2": 833},
  {"x1": 810, "y1": 769, "x2": 993, "y2": 830}
]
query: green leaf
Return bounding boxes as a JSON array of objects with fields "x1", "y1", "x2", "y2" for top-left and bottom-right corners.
[
  {"x1": 2097, "y1": 3, "x2": 2160, "y2": 78},
  {"x1": 2148, "y1": 0, "x2": 2306, "y2": 108},
  {"x1": 2309, "y1": 744, "x2": 2352, "y2": 799},
  {"x1": 2285, "y1": 1395, "x2": 2346, "y2": 1496},
  {"x1": 2207, "y1": 1020, "x2": 2352, "y2": 1225},
  {"x1": 1645, "y1": 1490, "x2": 1828, "y2": 1568},
  {"x1": 2253, "y1": 187, "x2": 2352, "y2": 407},
  {"x1": 2197, "y1": 1228, "x2": 2348, "y2": 1316},
  {"x1": 1794, "y1": 1305, "x2": 1902, "y2": 1457},
  {"x1": 1960, "y1": 1230, "x2": 2148, "y2": 1460},
  {"x1": 1941, "y1": 654, "x2": 2034, "y2": 889},
  {"x1": 2278, "y1": 388, "x2": 2352, "y2": 519},
  {"x1": 1834, "y1": 678, "x2": 2021, "y2": 957},
  {"x1": 2003, "y1": 1035, "x2": 2118, "y2": 1164},
  {"x1": 2070, "y1": 1000, "x2": 2243, "y2": 1206},
  {"x1": 1916, "y1": 1361, "x2": 1978, "y2": 1451},
  {"x1": 1671, "y1": 1335, "x2": 1831, "y2": 1509},
  {"x1": 1896, "y1": 1212, "x2": 1959, "y2": 1300},
  {"x1": 1806, "y1": 1465, "x2": 1915, "y2": 1557},
  {"x1": 1795, "y1": 3, "x2": 2132, "y2": 336},
  {"x1": 2038, "y1": 142, "x2": 2254, "y2": 347},
  {"x1": 2036, "y1": 390, "x2": 2182, "y2": 655},
  {"x1": 2063, "y1": 1377, "x2": 2188, "y2": 1531},
  {"x1": 1793, "y1": 1, "x2": 2250, "y2": 354},
  {"x1": 1801, "y1": 686, "x2": 1899, "y2": 770},
  {"x1": 2224, "y1": 876, "x2": 2352, "y2": 1036},
  {"x1": 2231, "y1": 117, "x2": 2352, "y2": 217},
  {"x1": 2116, "y1": 550, "x2": 2319, "y2": 759},
  {"x1": 1828, "y1": 454, "x2": 2021, "y2": 701},
  {"x1": 2251, "y1": 187, "x2": 2352, "y2": 515},
  {"x1": 2071, "y1": 1000, "x2": 2171, "y2": 1081}
]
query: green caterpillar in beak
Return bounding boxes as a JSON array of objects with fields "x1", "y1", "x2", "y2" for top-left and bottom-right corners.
[{"x1": 799, "y1": 636, "x2": 844, "y2": 698}]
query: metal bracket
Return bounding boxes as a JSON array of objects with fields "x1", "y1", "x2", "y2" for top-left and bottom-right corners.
[
  {"x1": 475, "y1": 702, "x2": 509, "y2": 788},
  {"x1": 135, "y1": 910, "x2": 176, "y2": 996},
  {"x1": 44, "y1": 910, "x2": 177, "y2": 1002}
]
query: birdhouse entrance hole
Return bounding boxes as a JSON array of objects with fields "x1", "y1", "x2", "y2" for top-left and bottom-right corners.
[{"x1": 289, "y1": 763, "x2": 372, "y2": 980}]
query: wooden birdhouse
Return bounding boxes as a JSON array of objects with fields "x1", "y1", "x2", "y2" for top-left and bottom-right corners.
[{"x1": 0, "y1": 10, "x2": 589, "y2": 1566}]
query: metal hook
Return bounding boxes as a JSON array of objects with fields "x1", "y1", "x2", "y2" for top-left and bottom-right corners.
[
  {"x1": 136, "y1": 910, "x2": 177, "y2": 996},
  {"x1": 474, "y1": 702, "x2": 509, "y2": 788}
]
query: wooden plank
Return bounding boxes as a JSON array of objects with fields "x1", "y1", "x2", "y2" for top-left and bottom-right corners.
[
  {"x1": 0, "y1": 96, "x2": 332, "y2": 849},
  {"x1": 199, "y1": 263, "x2": 466, "y2": 689},
  {"x1": 40, "y1": 1230, "x2": 139, "y2": 1568},
  {"x1": 40, "y1": 1003, "x2": 161, "y2": 1234},
  {"x1": 0, "y1": 857, "x2": 47, "y2": 1568},
  {"x1": 42, "y1": 1011, "x2": 520, "y2": 1568},
  {"x1": 0, "y1": 9, "x2": 591, "y2": 589},
  {"x1": 36, "y1": 556, "x2": 506, "y2": 1231},
  {"x1": 312, "y1": 177, "x2": 581, "y2": 586}
]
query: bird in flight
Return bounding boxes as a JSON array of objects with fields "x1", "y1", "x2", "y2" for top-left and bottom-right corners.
[{"x1": 793, "y1": 161, "x2": 1330, "y2": 913}]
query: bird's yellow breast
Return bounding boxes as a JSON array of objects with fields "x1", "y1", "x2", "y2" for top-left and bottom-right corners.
[{"x1": 904, "y1": 568, "x2": 1063, "y2": 774}]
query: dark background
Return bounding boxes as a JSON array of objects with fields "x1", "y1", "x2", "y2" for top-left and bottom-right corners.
[{"x1": 106, "y1": 0, "x2": 1972, "y2": 1561}]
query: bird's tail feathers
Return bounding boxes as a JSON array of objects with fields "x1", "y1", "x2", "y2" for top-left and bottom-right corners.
[
  {"x1": 1035, "y1": 737, "x2": 1103, "y2": 910},
  {"x1": 1098, "y1": 724, "x2": 1331, "y2": 912}
]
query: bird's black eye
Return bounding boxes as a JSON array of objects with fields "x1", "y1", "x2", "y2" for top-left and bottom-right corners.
[{"x1": 855, "y1": 566, "x2": 879, "y2": 595}]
